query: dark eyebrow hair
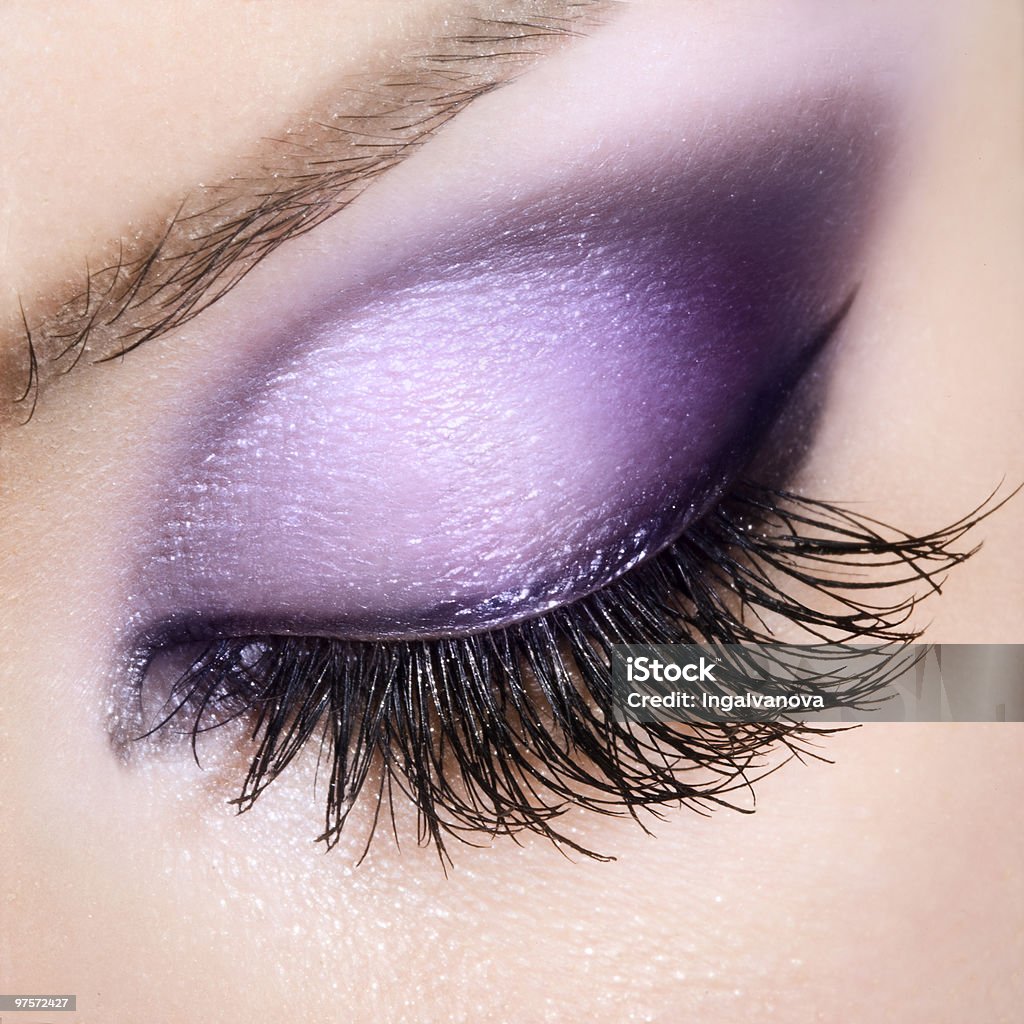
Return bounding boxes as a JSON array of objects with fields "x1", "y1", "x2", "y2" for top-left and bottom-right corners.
[{"x1": 4, "y1": 0, "x2": 616, "y2": 424}]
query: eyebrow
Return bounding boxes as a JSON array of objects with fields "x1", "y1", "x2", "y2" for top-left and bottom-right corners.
[{"x1": 4, "y1": 0, "x2": 616, "y2": 424}]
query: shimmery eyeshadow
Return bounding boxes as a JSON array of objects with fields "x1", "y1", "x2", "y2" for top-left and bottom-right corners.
[{"x1": 132, "y1": 107, "x2": 885, "y2": 640}]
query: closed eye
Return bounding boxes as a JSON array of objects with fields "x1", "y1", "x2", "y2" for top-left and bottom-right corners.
[
  {"x1": 115, "y1": 95, "x2": 998, "y2": 861},
  {"x1": 11, "y1": 0, "x2": 1005, "y2": 866}
]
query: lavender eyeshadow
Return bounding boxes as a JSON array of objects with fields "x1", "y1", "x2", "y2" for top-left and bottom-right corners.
[{"x1": 133, "y1": 111, "x2": 883, "y2": 639}]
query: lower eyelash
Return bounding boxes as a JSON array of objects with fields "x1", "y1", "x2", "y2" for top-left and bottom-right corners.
[{"x1": 133, "y1": 482, "x2": 1006, "y2": 865}]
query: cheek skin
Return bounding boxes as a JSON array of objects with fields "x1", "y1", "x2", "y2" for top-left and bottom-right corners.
[
  {"x1": 130, "y1": 104, "x2": 886, "y2": 639},
  {"x1": 8, "y1": 717, "x2": 1017, "y2": 1021}
]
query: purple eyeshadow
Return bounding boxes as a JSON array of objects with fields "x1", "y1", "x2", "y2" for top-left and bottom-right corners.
[{"x1": 132, "y1": 108, "x2": 886, "y2": 640}]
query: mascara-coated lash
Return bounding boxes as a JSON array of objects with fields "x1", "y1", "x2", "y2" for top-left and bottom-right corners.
[{"x1": 129, "y1": 484, "x2": 998, "y2": 863}]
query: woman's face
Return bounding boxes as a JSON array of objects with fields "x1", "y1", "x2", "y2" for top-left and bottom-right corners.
[{"x1": 1, "y1": 1, "x2": 1021, "y2": 1020}]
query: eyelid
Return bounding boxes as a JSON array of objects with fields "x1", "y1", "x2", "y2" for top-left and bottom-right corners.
[
  {"x1": 112, "y1": 20, "x2": 904, "y2": 656},
  {"x1": 127, "y1": 101, "x2": 873, "y2": 642}
]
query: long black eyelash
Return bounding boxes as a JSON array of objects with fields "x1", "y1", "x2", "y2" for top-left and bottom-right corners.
[{"x1": 137, "y1": 483, "x2": 1006, "y2": 865}]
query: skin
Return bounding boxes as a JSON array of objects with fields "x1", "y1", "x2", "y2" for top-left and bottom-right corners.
[{"x1": 1, "y1": 2, "x2": 1022, "y2": 1022}]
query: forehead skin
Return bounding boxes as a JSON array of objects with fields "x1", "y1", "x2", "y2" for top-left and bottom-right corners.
[{"x1": 0, "y1": 2, "x2": 1022, "y2": 1022}]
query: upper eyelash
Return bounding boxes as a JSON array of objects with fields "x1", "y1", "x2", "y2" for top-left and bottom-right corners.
[
  {"x1": 132, "y1": 482, "x2": 1006, "y2": 866},
  {"x1": 6, "y1": 1, "x2": 618, "y2": 425}
]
